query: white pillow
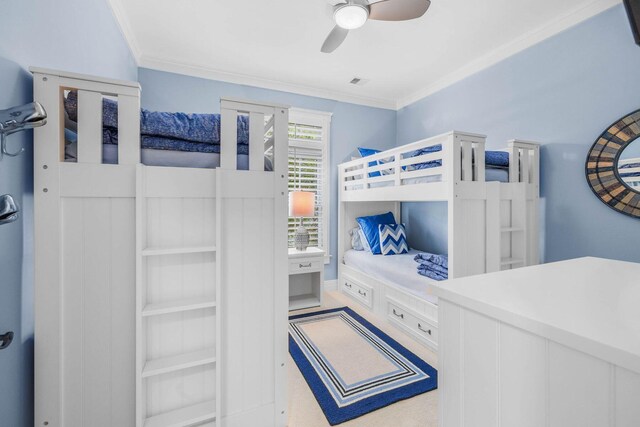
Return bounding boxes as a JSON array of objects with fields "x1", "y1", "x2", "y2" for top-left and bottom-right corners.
[{"x1": 349, "y1": 227, "x2": 364, "y2": 251}]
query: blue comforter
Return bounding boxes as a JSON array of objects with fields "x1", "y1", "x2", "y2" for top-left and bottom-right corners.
[
  {"x1": 409, "y1": 144, "x2": 509, "y2": 169},
  {"x1": 64, "y1": 91, "x2": 250, "y2": 146},
  {"x1": 101, "y1": 128, "x2": 249, "y2": 154}
]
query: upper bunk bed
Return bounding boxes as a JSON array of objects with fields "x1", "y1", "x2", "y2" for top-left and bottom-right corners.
[
  {"x1": 338, "y1": 130, "x2": 540, "y2": 202},
  {"x1": 30, "y1": 68, "x2": 289, "y2": 427}
]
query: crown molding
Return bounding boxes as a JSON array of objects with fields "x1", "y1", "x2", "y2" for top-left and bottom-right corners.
[
  {"x1": 138, "y1": 56, "x2": 397, "y2": 110},
  {"x1": 396, "y1": 0, "x2": 622, "y2": 109},
  {"x1": 108, "y1": 0, "x2": 620, "y2": 111},
  {"x1": 106, "y1": 0, "x2": 142, "y2": 64}
]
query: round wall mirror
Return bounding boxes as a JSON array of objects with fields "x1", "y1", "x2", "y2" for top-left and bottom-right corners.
[{"x1": 586, "y1": 109, "x2": 640, "y2": 218}]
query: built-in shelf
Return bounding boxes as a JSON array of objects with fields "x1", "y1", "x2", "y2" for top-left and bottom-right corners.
[
  {"x1": 142, "y1": 297, "x2": 216, "y2": 317},
  {"x1": 501, "y1": 227, "x2": 524, "y2": 233},
  {"x1": 289, "y1": 293, "x2": 321, "y2": 311},
  {"x1": 144, "y1": 400, "x2": 216, "y2": 427},
  {"x1": 143, "y1": 348, "x2": 216, "y2": 378},
  {"x1": 501, "y1": 257, "x2": 524, "y2": 266},
  {"x1": 141, "y1": 245, "x2": 217, "y2": 257}
]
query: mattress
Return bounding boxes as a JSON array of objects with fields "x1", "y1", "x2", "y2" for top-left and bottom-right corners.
[
  {"x1": 343, "y1": 249, "x2": 439, "y2": 305},
  {"x1": 65, "y1": 141, "x2": 273, "y2": 170}
]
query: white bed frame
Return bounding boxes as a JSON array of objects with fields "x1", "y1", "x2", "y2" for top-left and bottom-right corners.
[
  {"x1": 337, "y1": 131, "x2": 540, "y2": 350},
  {"x1": 32, "y1": 68, "x2": 289, "y2": 427}
]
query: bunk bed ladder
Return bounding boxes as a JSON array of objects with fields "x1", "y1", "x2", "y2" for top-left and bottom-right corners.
[
  {"x1": 486, "y1": 183, "x2": 528, "y2": 272},
  {"x1": 136, "y1": 165, "x2": 219, "y2": 427},
  {"x1": 500, "y1": 194, "x2": 527, "y2": 271}
]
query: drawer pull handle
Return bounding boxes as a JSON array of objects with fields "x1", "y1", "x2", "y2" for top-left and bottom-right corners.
[
  {"x1": 392, "y1": 309, "x2": 404, "y2": 319},
  {"x1": 344, "y1": 282, "x2": 352, "y2": 288},
  {"x1": 299, "y1": 263, "x2": 312, "y2": 268},
  {"x1": 418, "y1": 323, "x2": 432, "y2": 335},
  {"x1": 358, "y1": 289, "x2": 366, "y2": 297}
]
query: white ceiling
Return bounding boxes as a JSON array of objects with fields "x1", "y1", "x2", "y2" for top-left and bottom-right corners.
[{"x1": 108, "y1": 0, "x2": 619, "y2": 109}]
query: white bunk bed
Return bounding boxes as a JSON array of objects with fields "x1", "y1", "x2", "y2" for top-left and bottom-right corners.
[
  {"x1": 337, "y1": 131, "x2": 540, "y2": 349},
  {"x1": 619, "y1": 157, "x2": 640, "y2": 188},
  {"x1": 32, "y1": 68, "x2": 289, "y2": 427}
]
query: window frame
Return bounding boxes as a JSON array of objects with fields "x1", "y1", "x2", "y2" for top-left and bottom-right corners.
[{"x1": 288, "y1": 107, "x2": 332, "y2": 264}]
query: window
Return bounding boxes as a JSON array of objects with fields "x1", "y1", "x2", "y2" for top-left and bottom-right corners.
[{"x1": 287, "y1": 109, "x2": 331, "y2": 261}]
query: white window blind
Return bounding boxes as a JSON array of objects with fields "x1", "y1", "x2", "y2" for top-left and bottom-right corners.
[{"x1": 288, "y1": 118, "x2": 328, "y2": 252}]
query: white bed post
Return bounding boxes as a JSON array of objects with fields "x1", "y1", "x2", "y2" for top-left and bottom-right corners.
[
  {"x1": 32, "y1": 69, "x2": 64, "y2": 427},
  {"x1": 445, "y1": 133, "x2": 462, "y2": 279},
  {"x1": 273, "y1": 106, "x2": 289, "y2": 427},
  {"x1": 508, "y1": 139, "x2": 540, "y2": 265}
]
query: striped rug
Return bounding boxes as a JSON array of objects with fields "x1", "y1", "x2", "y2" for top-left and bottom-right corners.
[{"x1": 289, "y1": 307, "x2": 437, "y2": 425}]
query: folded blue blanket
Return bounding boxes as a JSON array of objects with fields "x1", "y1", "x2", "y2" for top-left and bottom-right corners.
[
  {"x1": 102, "y1": 128, "x2": 249, "y2": 154},
  {"x1": 414, "y1": 252, "x2": 448, "y2": 269},
  {"x1": 417, "y1": 264, "x2": 448, "y2": 281},
  {"x1": 408, "y1": 144, "x2": 509, "y2": 170},
  {"x1": 65, "y1": 91, "x2": 250, "y2": 145},
  {"x1": 417, "y1": 261, "x2": 448, "y2": 277}
]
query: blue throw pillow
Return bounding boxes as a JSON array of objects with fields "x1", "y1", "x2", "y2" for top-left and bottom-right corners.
[
  {"x1": 357, "y1": 147, "x2": 383, "y2": 178},
  {"x1": 379, "y1": 224, "x2": 409, "y2": 255},
  {"x1": 356, "y1": 212, "x2": 396, "y2": 255}
]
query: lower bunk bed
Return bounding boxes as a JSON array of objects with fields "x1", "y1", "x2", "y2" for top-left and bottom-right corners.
[{"x1": 341, "y1": 249, "x2": 440, "y2": 350}]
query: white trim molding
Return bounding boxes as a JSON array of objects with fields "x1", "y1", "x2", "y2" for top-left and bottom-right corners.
[
  {"x1": 396, "y1": 0, "x2": 621, "y2": 109},
  {"x1": 138, "y1": 56, "x2": 397, "y2": 110},
  {"x1": 106, "y1": 0, "x2": 142, "y2": 64}
]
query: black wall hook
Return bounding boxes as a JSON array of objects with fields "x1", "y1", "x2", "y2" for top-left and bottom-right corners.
[{"x1": 0, "y1": 331, "x2": 14, "y2": 350}]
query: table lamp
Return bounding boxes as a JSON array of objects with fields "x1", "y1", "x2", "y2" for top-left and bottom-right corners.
[{"x1": 289, "y1": 191, "x2": 315, "y2": 251}]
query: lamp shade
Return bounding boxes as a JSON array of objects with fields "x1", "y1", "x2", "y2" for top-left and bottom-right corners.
[{"x1": 289, "y1": 191, "x2": 315, "y2": 217}]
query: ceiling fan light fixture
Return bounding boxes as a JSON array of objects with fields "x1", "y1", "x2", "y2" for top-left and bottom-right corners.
[{"x1": 334, "y1": 4, "x2": 369, "y2": 30}]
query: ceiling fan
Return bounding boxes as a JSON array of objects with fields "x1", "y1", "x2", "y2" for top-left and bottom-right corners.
[{"x1": 321, "y1": 0, "x2": 431, "y2": 53}]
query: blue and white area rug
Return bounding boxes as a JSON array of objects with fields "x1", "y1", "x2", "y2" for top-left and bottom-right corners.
[{"x1": 289, "y1": 307, "x2": 437, "y2": 425}]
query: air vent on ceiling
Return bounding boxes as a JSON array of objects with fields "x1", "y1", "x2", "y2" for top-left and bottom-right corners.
[{"x1": 349, "y1": 77, "x2": 369, "y2": 86}]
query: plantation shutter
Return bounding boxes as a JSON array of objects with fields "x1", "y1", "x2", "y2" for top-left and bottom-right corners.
[{"x1": 288, "y1": 121, "x2": 326, "y2": 250}]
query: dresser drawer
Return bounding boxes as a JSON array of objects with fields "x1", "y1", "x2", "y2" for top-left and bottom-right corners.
[
  {"x1": 387, "y1": 298, "x2": 438, "y2": 347},
  {"x1": 341, "y1": 276, "x2": 373, "y2": 308},
  {"x1": 289, "y1": 259, "x2": 323, "y2": 275}
]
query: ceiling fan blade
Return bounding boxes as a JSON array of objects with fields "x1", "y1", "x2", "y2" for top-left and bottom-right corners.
[
  {"x1": 321, "y1": 25, "x2": 349, "y2": 53},
  {"x1": 368, "y1": 0, "x2": 431, "y2": 21}
]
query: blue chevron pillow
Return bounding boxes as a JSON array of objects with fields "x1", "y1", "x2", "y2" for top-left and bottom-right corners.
[{"x1": 378, "y1": 224, "x2": 409, "y2": 256}]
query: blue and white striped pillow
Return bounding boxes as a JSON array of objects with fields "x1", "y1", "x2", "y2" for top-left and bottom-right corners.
[{"x1": 378, "y1": 224, "x2": 409, "y2": 255}]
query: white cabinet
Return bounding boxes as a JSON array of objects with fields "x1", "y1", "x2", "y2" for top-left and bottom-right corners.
[
  {"x1": 432, "y1": 257, "x2": 640, "y2": 427},
  {"x1": 288, "y1": 247, "x2": 324, "y2": 311}
]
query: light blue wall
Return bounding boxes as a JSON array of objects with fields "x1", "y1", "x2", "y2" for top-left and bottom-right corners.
[
  {"x1": 397, "y1": 4, "x2": 640, "y2": 264},
  {"x1": 0, "y1": 1, "x2": 136, "y2": 426},
  {"x1": 138, "y1": 68, "x2": 398, "y2": 281}
]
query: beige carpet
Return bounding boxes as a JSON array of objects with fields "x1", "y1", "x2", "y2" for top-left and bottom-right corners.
[{"x1": 287, "y1": 290, "x2": 439, "y2": 427}]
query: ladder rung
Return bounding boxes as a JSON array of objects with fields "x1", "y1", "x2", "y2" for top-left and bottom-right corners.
[
  {"x1": 142, "y1": 297, "x2": 216, "y2": 317},
  {"x1": 501, "y1": 227, "x2": 523, "y2": 232},
  {"x1": 141, "y1": 245, "x2": 216, "y2": 256},
  {"x1": 501, "y1": 257, "x2": 524, "y2": 266},
  {"x1": 143, "y1": 348, "x2": 216, "y2": 378},
  {"x1": 144, "y1": 400, "x2": 216, "y2": 427}
]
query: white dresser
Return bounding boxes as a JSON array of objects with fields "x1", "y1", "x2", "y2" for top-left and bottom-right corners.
[{"x1": 431, "y1": 257, "x2": 640, "y2": 427}]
